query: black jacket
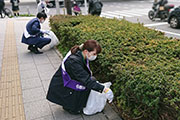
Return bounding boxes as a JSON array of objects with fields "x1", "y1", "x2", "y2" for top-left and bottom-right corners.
[
  {"x1": 10, "y1": 0, "x2": 19, "y2": 11},
  {"x1": 46, "y1": 50, "x2": 104, "y2": 112},
  {"x1": 0, "y1": 0, "x2": 5, "y2": 10},
  {"x1": 155, "y1": 0, "x2": 168, "y2": 6},
  {"x1": 88, "y1": 0, "x2": 103, "y2": 15}
]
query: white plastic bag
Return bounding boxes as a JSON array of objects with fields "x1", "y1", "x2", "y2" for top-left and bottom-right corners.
[
  {"x1": 45, "y1": 30, "x2": 59, "y2": 49},
  {"x1": 83, "y1": 82, "x2": 112, "y2": 115}
]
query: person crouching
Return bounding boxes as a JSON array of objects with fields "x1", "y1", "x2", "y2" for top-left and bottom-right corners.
[
  {"x1": 21, "y1": 12, "x2": 51, "y2": 54},
  {"x1": 46, "y1": 40, "x2": 113, "y2": 115}
]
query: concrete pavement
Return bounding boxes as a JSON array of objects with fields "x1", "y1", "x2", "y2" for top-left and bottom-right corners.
[{"x1": 0, "y1": 17, "x2": 121, "y2": 120}]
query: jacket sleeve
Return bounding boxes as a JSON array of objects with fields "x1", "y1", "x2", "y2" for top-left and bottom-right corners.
[
  {"x1": 31, "y1": 22, "x2": 41, "y2": 34},
  {"x1": 65, "y1": 59, "x2": 105, "y2": 93},
  {"x1": 100, "y1": 2, "x2": 103, "y2": 7}
]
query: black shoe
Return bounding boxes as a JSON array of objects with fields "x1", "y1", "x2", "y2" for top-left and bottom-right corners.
[
  {"x1": 63, "y1": 107, "x2": 81, "y2": 115},
  {"x1": 28, "y1": 45, "x2": 34, "y2": 52},
  {"x1": 33, "y1": 47, "x2": 43, "y2": 54}
]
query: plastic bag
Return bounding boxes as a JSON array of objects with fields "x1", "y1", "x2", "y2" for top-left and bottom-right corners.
[
  {"x1": 44, "y1": 30, "x2": 59, "y2": 49},
  {"x1": 83, "y1": 82, "x2": 112, "y2": 115}
]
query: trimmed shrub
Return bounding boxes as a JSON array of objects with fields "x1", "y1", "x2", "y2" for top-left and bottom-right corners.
[{"x1": 50, "y1": 15, "x2": 180, "y2": 120}]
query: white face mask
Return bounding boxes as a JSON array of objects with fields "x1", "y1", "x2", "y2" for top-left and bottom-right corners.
[
  {"x1": 88, "y1": 55, "x2": 97, "y2": 61},
  {"x1": 86, "y1": 52, "x2": 97, "y2": 61},
  {"x1": 40, "y1": 19, "x2": 45, "y2": 24}
]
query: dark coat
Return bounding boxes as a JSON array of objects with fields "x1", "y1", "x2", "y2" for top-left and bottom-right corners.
[
  {"x1": 21, "y1": 18, "x2": 51, "y2": 48},
  {"x1": 10, "y1": 0, "x2": 19, "y2": 11},
  {"x1": 46, "y1": 50, "x2": 104, "y2": 112},
  {"x1": 0, "y1": 0, "x2": 5, "y2": 12},
  {"x1": 88, "y1": 0, "x2": 103, "y2": 16}
]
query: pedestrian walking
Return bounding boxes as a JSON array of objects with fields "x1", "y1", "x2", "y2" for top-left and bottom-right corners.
[
  {"x1": 88, "y1": 0, "x2": 103, "y2": 16},
  {"x1": 21, "y1": 12, "x2": 51, "y2": 54},
  {"x1": 46, "y1": 40, "x2": 114, "y2": 115},
  {"x1": 37, "y1": 0, "x2": 49, "y2": 14},
  {"x1": 0, "y1": 0, "x2": 5, "y2": 18},
  {"x1": 10, "y1": 0, "x2": 20, "y2": 16}
]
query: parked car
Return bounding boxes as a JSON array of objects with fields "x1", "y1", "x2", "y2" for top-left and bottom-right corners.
[{"x1": 168, "y1": 6, "x2": 180, "y2": 28}]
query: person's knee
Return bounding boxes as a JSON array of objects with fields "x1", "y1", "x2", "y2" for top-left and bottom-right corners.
[
  {"x1": 46, "y1": 38, "x2": 51, "y2": 44},
  {"x1": 41, "y1": 38, "x2": 51, "y2": 44}
]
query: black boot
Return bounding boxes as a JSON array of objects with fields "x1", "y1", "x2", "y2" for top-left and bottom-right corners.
[
  {"x1": 63, "y1": 107, "x2": 81, "y2": 115},
  {"x1": 33, "y1": 47, "x2": 43, "y2": 54},
  {"x1": 28, "y1": 45, "x2": 34, "y2": 52}
]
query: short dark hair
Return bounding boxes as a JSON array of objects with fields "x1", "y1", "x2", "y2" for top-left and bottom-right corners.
[{"x1": 36, "y1": 12, "x2": 47, "y2": 19}]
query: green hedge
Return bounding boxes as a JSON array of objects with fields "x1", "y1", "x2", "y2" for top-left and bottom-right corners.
[{"x1": 50, "y1": 15, "x2": 180, "y2": 120}]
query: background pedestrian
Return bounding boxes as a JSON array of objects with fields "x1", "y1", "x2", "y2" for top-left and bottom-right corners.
[
  {"x1": 0, "y1": 0, "x2": 5, "y2": 18},
  {"x1": 10, "y1": 0, "x2": 20, "y2": 17},
  {"x1": 88, "y1": 0, "x2": 103, "y2": 16}
]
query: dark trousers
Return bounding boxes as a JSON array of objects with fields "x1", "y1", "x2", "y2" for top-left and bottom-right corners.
[
  {"x1": 91, "y1": 11, "x2": 101, "y2": 16},
  {"x1": 25, "y1": 36, "x2": 51, "y2": 49},
  {"x1": 0, "y1": 2, "x2": 5, "y2": 17},
  {"x1": 34, "y1": 37, "x2": 51, "y2": 49}
]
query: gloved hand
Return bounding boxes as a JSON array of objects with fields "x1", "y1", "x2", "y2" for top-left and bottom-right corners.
[
  {"x1": 103, "y1": 82, "x2": 112, "y2": 88},
  {"x1": 41, "y1": 30, "x2": 50, "y2": 35},
  {"x1": 103, "y1": 88, "x2": 114, "y2": 103}
]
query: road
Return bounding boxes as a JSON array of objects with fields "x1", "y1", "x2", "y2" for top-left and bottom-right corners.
[
  {"x1": 4, "y1": 0, "x2": 180, "y2": 38},
  {"x1": 100, "y1": 0, "x2": 180, "y2": 39}
]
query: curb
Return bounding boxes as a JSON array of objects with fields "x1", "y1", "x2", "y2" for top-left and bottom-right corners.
[{"x1": 54, "y1": 47, "x2": 64, "y2": 60}]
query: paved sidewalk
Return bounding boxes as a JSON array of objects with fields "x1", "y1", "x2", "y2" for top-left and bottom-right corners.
[{"x1": 0, "y1": 17, "x2": 121, "y2": 120}]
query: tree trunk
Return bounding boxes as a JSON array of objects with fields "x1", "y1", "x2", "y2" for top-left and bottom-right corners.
[{"x1": 65, "y1": 0, "x2": 72, "y2": 15}]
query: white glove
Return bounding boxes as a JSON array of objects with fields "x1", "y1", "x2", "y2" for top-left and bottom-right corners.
[
  {"x1": 104, "y1": 88, "x2": 114, "y2": 103},
  {"x1": 103, "y1": 82, "x2": 112, "y2": 88},
  {"x1": 41, "y1": 30, "x2": 50, "y2": 35}
]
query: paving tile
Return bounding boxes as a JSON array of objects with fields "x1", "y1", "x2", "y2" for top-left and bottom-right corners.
[
  {"x1": 38, "y1": 70, "x2": 55, "y2": 81},
  {"x1": 17, "y1": 45, "x2": 29, "y2": 53},
  {"x1": 103, "y1": 104, "x2": 122, "y2": 120},
  {"x1": 48, "y1": 101, "x2": 59, "y2": 107},
  {"x1": 46, "y1": 98, "x2": 59, "y2": 107},
  {"x1": 22, "y1": 87, "x2": 45, "y2": 103},
  {"x1": 24, "y1": 100, "x2": 52, "y2": 120},
  {"x1": 20, "y1": 69, "x2": 39, "y2": 80},
  {"x1": 18, "y1": 52, "x2": 33, "y2": 59},
  {"x1": 36, "y1": 64, "x2": 55, "y2": 72},
  {"x1": 45, "y1": 49, "x2": 59, "y2": 57},
  {"x1": 33, "y1": 54, "x2": 51, "y2": 65},
  {"x1": 42, "y1": 80, "x2": 51, "y2": 94},
  {"x1": 19, "y1": 63, "x2": 36, "y2": 71},
  {"x1": 21, "y1": 77, "x2": 42, "y2": 90},
  {"x1": 51, "y1": 105, "x2": 82, "y2": 120},
  {"x1": 18, "y1": 54, "x2": 34, "y2": 64},
  {"x1": 48, "y1": 56, "x2": 62, "y2": 64},
  {"x1": 52, "y1": 62, "x2": 61, "y2": 70},
  {"x1": 33, "y1": 115, "x2": 54, "y2": 120},
  {"x1": 72, "y1": 117, "x2": 84, "y2": 120},
  {"x1": 82, "y1": 113, "x2": 108, "y2": 120}
]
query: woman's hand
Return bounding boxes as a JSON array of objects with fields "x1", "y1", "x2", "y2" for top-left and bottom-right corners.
[{"x1": 103, "y1": 88, "x2": 114, "y2": 103}]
